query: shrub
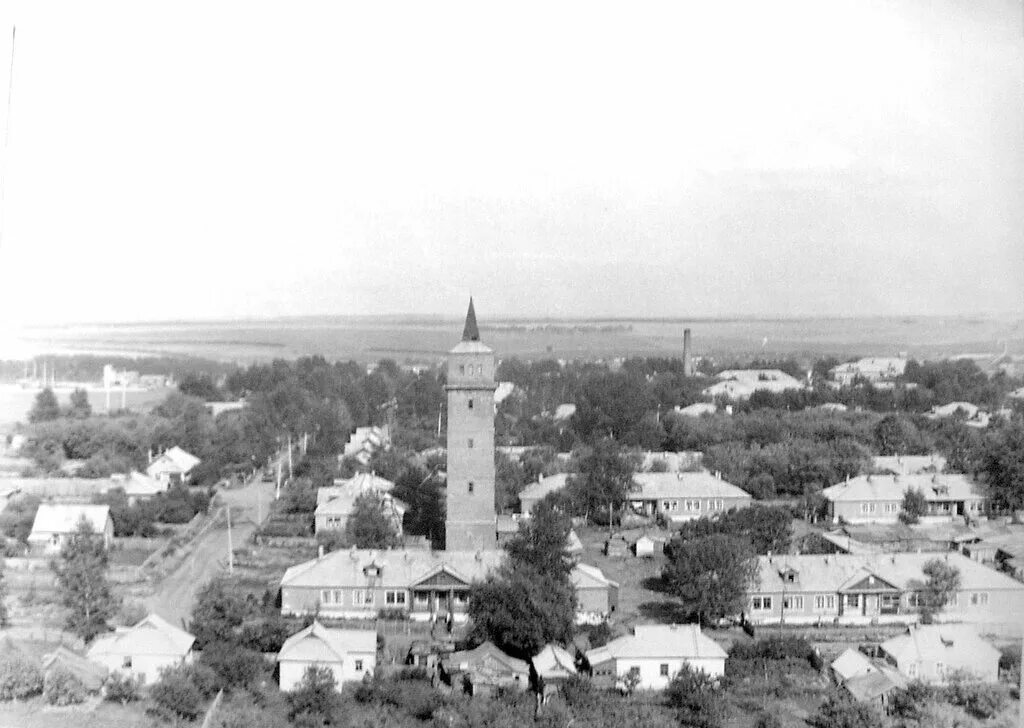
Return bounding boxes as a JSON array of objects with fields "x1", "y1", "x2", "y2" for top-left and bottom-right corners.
[
  {"x1": 43, "y1": 666, "x2": 86, "y2": 706},
  {"x1": 754, "y1": 712, "x2": 783, "y2": 728},
  {"x1": 0, "y1": 653, "x2": 44, "y2": 700},
  {"x1": 811, "y1": 692, "x2": 883, "y2": 728},
  {"x1": 664, "y1": 664, "x2": 725, "y2": 728},
  {"x1": 200, "y1": 641, "x2": 268, "y2": 689},
  {"x1": 944, "y1": 678, "x2": 1007, "y2": 719},
  {"x1": 103, "y1": 671, "x2": 140, "y2": 704},
  {"x1": 150, "y1": 664, "x2": 205, "y2": 720}
]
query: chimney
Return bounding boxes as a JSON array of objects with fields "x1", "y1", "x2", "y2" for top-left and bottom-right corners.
[{"x1": 682, "y1": 329, "x2": 694, "y2": 377}]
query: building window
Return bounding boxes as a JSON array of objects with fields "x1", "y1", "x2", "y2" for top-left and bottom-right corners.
[
  {"x1": 459, "y1": 365, "x2": 465, "y2": 375},
  {"x1": 908, "y1": 664, "x2": 917, "y2": 677},
  {"x1": 385, "y1": 590, "x2": 407, "y2": 606},
  {"x1": 660, "y1": 664, "x2": 669, "y2": 676},
  {"x1": 751, "y1": 596, "x2": 772, "y2": 610},
  {"x1": 783, "y1": 596, "x2": 803, "y2": 610},
  {"x1": 355, "y1": 659, "x2": 364, "y2": 671},
  {"x1": 846, "y1": 594, "x2": 860, "y2": 608},
  {"x1": 814, "y1": 595, "x2": 835, "y2": 610},
  {"x1": 122, "y1": 656, "x2": 132, "y2": 669},
  {"x1": 468, "y1": 481, "x2": 474, "y2": 493},
  {"x1": 468, "y1": 438, "x2": 474, "y2": 448},
  {"x1": 414, "y1": 592, "x2": 429, "y2": 605},
  {"x1": 468, "y1": 398, "x2": 474, "y2": 409},
  {"x1": 353, "y1": 590, "x2": 374, "y2": 606},
  {"x1": 970, "y1": 592, "x2": 989, "y2": 606}
]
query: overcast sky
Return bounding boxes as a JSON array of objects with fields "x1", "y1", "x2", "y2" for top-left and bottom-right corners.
[{"x1": 0, "y1": 0, "x2": 1021, "y2": 326}]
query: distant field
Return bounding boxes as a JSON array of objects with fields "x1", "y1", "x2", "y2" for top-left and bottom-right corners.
[{"x1": 11, "y1": 314, "x2": 1024, "y2": 366}]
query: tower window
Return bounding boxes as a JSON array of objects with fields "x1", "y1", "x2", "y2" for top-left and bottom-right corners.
[
  {"x1": 468, "y1": 398, "x2": 474, "y2": 409},
  {"x1": 459, "y1": 365, "x2": 465, "y2": 375},
  {"x1": 468, "y1": 481, "x2": 474, "y2": 493},
  {"x1": 467, "y1": 438, "x2": 474, "y2": 448}
]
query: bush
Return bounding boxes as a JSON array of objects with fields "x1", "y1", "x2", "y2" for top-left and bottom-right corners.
[
  {"x1": 0, "y1": 653, "x2": 44, "y2": 700},
  {"x1": 754, "y1": 712, "x2": 783, "y2": 728},
  {"x1": 811, "y1": 692, "x2": 883, "y2": 728},
  {"x1": 103, "y1": 671, "x2": 140, "y2": 704},
  {"x1": 149, "y1": 663, "x2": 219, "y2": 720},
  {"x1": 664, "y1": 664, "x2": 724, "y2": 728},
  {"x1": 43, "y1": 666, "x2": 86, "y2": 706},
  {"x1": 944, "y1": 677, "x2": 1007, "y2": 719},
  {"x1": 200, "y1": 641, "x2": 268, "y2": 689}
]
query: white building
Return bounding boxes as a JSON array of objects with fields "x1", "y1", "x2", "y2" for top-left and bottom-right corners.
[
  {"x1": 879, "y1": 624, "x2": 1000, "y2": 684},
  {"x1": 28, "y1": 504, "x2": 114, "y2": 554},
  {"x1": 314, "y1": 472, "x2": 406, "y2": 536},
  {"x1": 146, "y1": 446, "x2": 201, "y2": 486},
  {"x1": 830, "y1": 357, "x2": 907, "y2": 386},
  {"x1": 277, "y1": 622, "x2": 377, "y2": 691},
  {"x1": 702, "y1": 369, "x2": 805, "y2": 401},
  {"x1": 86, "y1": 614, "x2": 194, "y2": 685},
  {"x1": 585, "y1": 624, "x2": 726, "y2": 691}
]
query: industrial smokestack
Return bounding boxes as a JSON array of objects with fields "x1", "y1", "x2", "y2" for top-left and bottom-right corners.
[{"x1": 682, "y1": 328, "x2": 694, "y2": 377}]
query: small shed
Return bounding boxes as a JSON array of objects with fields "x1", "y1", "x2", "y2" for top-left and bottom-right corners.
[
  {"x1": 604, "y1": 534, "x2": 628, "y2": 557},
  {"x1": 42, "y1": 646, "x2": 108, "y2": 693},
  {"x1": 440, "y1": 641, "x2": 530, "y2": 696},
  {"x1": 531, "y1": 644, "x2": 578, "y2": 700},
  {"x1": 633, "y1": 535, "x2": 656, "y2": 558}
]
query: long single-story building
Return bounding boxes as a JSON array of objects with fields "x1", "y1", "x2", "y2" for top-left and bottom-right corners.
[
  {"x1": 629, "y1": 471, "x2": 752, "y2": 524},
  {"x1": 86, "y1": 613, "x2": 195, "y2": 685},
  {"x1": 585, "y1": 624, "x2": 726, "y2": 691},
  {"x1": 822, "y1": 474, "x2": 987, "y2": 525},
  {"x1": 28, "y1": 504, "x2": 114, "y2": 554},
  {"x1": 145, "y1": 446, "x2": 200, "y2": 486},
  {"x1": 879, "y1": 624, "x2": 1000, "y2": 684},
  {"x1": 745, "y1": 552, "x2": 1024, "y2": 630}
]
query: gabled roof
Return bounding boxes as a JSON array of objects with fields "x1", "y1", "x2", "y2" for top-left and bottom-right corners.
[
  {"x1": 586, "y1": 624, "x2": 727, "y2": 662},
  {"x1": 831, "y1": 648, "x2": 876, "y2": 682},
  {"x1": 147, "y1": 446, "x2": 200, "y2": 474},
  {"x1": 277, "y1": 621, "x2": 377, "y2": 663},
  {"x1": 872, "y1": 455, "x2": 946, "y2": 476},
  {"x1": 822, "y1": 474, "x2": 984, "y2": 503},
  {"x1": 281, "y1": 548, "x2": 504, "y2": 590},
  {"x1": 571, "y1": 563, "x2": 619, "y2": 590},
  {"x1": 115, "y1": 470, "x2": 167, "y2": 497},
  {"x1": 41, "y1": 646, "x2": 108, "y2": 691},
  {"x1": 444, "y1": 641, "x2": 529, "y2": 676},
  {"x1": 29, "y1": 504, "x2": 110, "y2": 537},
  {"x1": 632, "y1": 471, "x2": 751, "y2": 501},
  {"x1": 843, "y1": 667, "x2": 907, "y2": 702},
  {"x1": 880, "y1": 624, "x2": 1000, "y2": 667},
  {"x1": 532, "y1": 644, "x2": 577, "y2": 679},
  {"x1": 87, "y1": 613, "x2": 194, "y2": 660},
  {"x1": 754, "y1": 553, "x2": 1024, "y2": 594},
  {"x1": 518, "y1": 474, "x2": 570, "y2": 507}
]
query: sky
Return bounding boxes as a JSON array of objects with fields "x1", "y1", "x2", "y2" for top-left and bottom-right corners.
[{"x1": 0, "y1": 0, "x2": 1021, "y2": 327}]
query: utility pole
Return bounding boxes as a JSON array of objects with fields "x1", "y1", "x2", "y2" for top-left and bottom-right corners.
[
  {"x1": 287, "y1": 434, "x2": 293, "y2": 479},
  {"x1": 275, "y1": 458, "x2": 282, "y2": 500},
  {"x1": 226, "y1": 506, "x2": 234, "y2": 574}
]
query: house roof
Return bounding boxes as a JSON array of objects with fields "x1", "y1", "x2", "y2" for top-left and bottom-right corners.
[
  {"x1": 871, "y1": 455, "x2": 946, "y2": 476},
  {"x1": 586, "y1": 624, "x2": 727, "y2": 663},
  {"x1": 753, "y1": 553, "x2": 1024, "y2": 594},
  {"x1": 444, "y1": 641, "x2": 529, "y2": 675},
  {"x1": 29, "y1": 504, "x2": 111, "y2": 537},
  {"x1": 41, "y1": 646, "x2": 108, "y2": 691},
  {"x1": 571, "y1": 563, "x2": 619, "y2": 590},
  {"x1": 674, "y1": 402, "x2": 718, "y2": 417},
  {"x1": 316, "y1": 473, "x2": 403, "y2": 517},
  {"x1": 831, "y1": 648, "x2": 877, "y2": 681},
  {"x1": 632, "y1": 471, "x2": 751, "y2": 501},
  {"x1": 552, "y1": 404, "x2": 576, "y2": 421},
  {"x1": 146, "y1": 446, "x2": 200, "y2": 475},
  {"x1": 281, "y1": 548, "x2": 504, "y2": 590},
  {"x1": 277, "y1": 622, "x2": 377, "y2": 663},
  {"x1": 532, "y1": 644, "x2": 577, "y2": 679},
  {"x1": 822, "y1": 473, "x2": 984, "y2": 504},
  {"x1": 880, "y1": 624, "x2": 1000, "y2": 667},
  {"x1": 930, "y1": 402, "x2": 981, "y2": 418},
  {"x1": 87, "y1": 613, "x2": 195, "y2": 660},
  {"x1": 843, "y1": 667, "x2": 907, "y2": 702},
  {"x1": 112, "y1": 470, "x2": 167, "y2": 497},
  {"x1": 518, "y1": 473, "x2": 570, "y2": 509}
]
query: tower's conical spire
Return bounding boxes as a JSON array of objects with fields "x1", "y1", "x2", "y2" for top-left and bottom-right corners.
[{"x1": 462, "y1": 298, "x2": 480, "y2": 342}]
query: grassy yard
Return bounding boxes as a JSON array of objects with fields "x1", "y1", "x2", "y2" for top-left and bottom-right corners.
[{"x1": 0, "y1": 697, "x2": 150, "y2": 728}]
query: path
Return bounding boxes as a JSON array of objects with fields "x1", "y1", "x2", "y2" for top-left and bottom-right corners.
[{"x1": 143, "y1": 469, "x2": 276, "y2": 628}]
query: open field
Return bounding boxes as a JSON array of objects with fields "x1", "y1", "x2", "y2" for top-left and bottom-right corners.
[
  {"x1": 10, "y1": 314, "x2": 1024, "y2": 366},
  {"x1": 0, "y1": 697, "x2": 149, "y2": 728}
]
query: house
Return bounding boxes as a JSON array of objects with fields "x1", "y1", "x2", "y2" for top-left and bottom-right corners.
[
  {"x1": 584, "y1": 624, "x2": 726, "y2": 691},
  {"x1": 702, "y1": 369, "x2": 805, "y2": 401},
  {"x1": 571, "y1": 564, "x2": 619, "y2": 623},
  {"x1": 145, "y1": 446, "x2": 200, "y2": 486},
  {"x1": 110, "y1": 470, "x2": 168, "y2": 502},
  {"x1": 314, "y1": 473, "x2": 406, "y2": 536},
  {"x1": 28, "y1": 504, "x2": 114, "y2": 554},
  {"x1": 343, "y1": 426, "x2": 391, "y2": 467},
  {"x1": 830, "y1": 648, "x2": 877, "y2": 684},
  {"x1": 41, "y1": 646, "x2": 108, "y2": 693},
  {"x1": 879, "y1": 624, "x2": 1000, "y2": 684},
  {"x1": 277, "y1": 621, "x2": 377, "y2": 691},
  {"x1": 518, "y1": 473, "x2": 570, "y2": 516},
  {"x1": 821, "y1": 473, "x2": 986, "y2": 524},
  {"x1": 629, "y1": 471, "x2": 752, "y2": 524},
  {"x1": 280, "y1": 548, "x2": 504, "y2": 622},
  {"x1": 441, "y1": 641, "x2": 530, "y2": 696},
  {"x1": 871, "y1": 455, "x2": 946, "y2": 476},
  {"x1": 532, "y1": 644, "x2": 577, "y2": 699},
  {"x1": 673, "y1": 402, "x2": 717, "y2": 417},
  {"x1": 830, "y1": 357, "x2": 907, "y2": 386},
  {"x1": 86, "y1": 614, "x2": 195, "y2": 684},
  {"x1": 928, "y1": 402, "x2": 991, "y2": 428},
  {"x1": 744, "y1": 552, "x2": 1024, "y2": 629}
]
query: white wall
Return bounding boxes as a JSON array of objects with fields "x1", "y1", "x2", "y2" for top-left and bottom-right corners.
[
  {"x1": 279, "y1": 652, "x2": 376, "y2": 691},
  {"x1": 613, "y1": 656, "x2": 724, "y2": 691},
  {"x1": 91, "y1": 651, "x2": 191, "y2": 685}
]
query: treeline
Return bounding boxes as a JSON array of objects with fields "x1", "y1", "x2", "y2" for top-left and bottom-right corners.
[{"x1": 0, "y1": 354, "x2": 235, "y2": 383}]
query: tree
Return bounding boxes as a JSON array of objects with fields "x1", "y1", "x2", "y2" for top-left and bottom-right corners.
[
  {"x1": 565, "y1": 439, "x2": 638, "y2": 522},
  {"x1": 909, "y1": 559, "x2": 961, "y2": 624},
  {"x1": 189, "y1": 577, "x2": 250, "y2": 647},
  {"x1": 978, "y1": 420, "x2": 1024, "y2": 512},
  {"x1": 505, "y1": 497, "x2": 573, "y2": 577},
  {"x1": 899, "y1": 489, "x2": 928, "y2": 525},
  {"x1": 200, "y1": 641, "x2": 268, "y2": 690},
  {"x1": 67, "y1": 388, "x2": 92, "y2": 418},
  {"x1": 874, "y1": 414, "x2": 928, "y2": 456},
  {"x1": 150, "y1": 664, "x2": 208, "y2": 721},
  {"x1": 288, "y1": 665, "x2": 341, "y2": 724},
  {"x1": 28, "y1": 387, "x2": 61, "y2": 423},
  {"x1": 51, "y1": 517, "x2": 116, "y2": 641},
  {"x1": 468, "y1": 562, "x2": 576, "y2": 659},
  {"x1": 662, "y1": 534, "x2": 757, "y2": 625},
  {"x1": 346, "y1": 492, "x2": 399, "y2": 549},
  {"x1": 664, "y1": 664, "x2": 725, "y2": 728}
]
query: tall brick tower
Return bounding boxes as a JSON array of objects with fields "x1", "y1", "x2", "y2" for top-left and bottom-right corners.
[{"x1": 444, "y1": 299, "x2": 497, "y2": 551}]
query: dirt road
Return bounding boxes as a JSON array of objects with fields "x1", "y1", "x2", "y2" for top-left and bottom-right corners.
[{"x1": 143, "y1": 472, "x2": 276, "y2": 628}]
